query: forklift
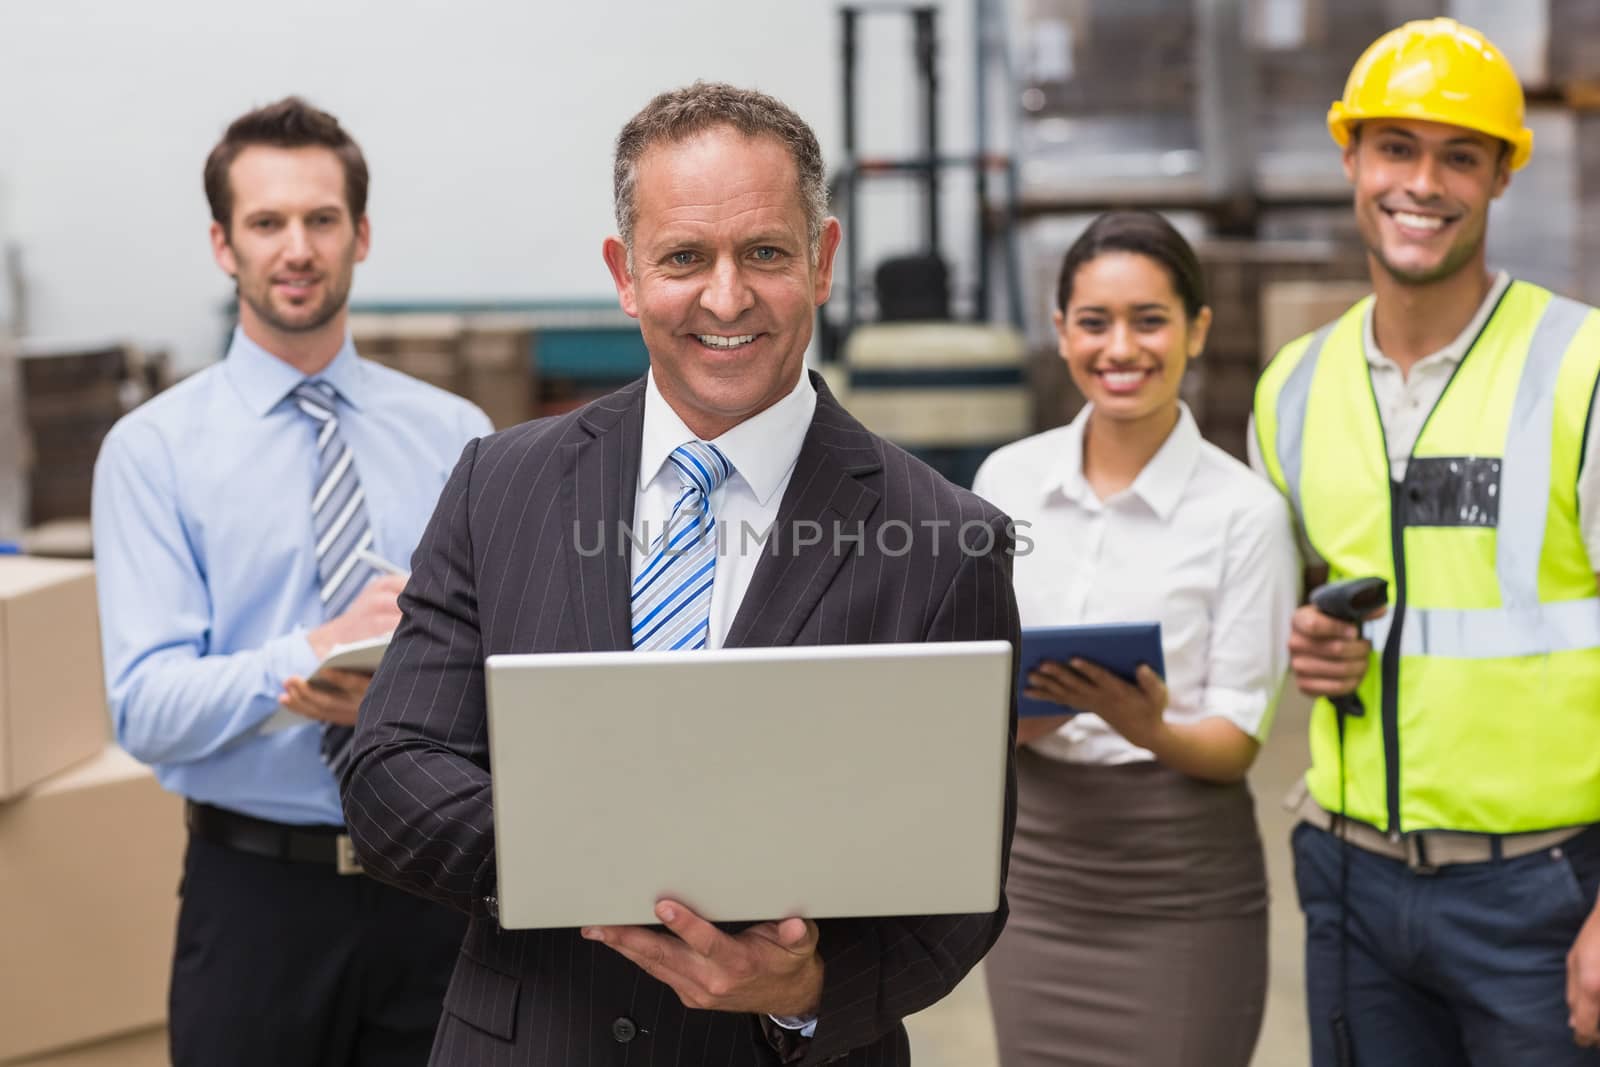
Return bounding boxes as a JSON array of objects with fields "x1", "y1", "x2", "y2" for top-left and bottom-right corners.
[{"x1": 822, "y1": 2, "x2": 1030, "y2": 489}]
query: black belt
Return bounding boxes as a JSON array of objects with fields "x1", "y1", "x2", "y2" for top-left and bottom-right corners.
[{"x1": 186, "y1": 801, "x2": 364, "y2": 875}]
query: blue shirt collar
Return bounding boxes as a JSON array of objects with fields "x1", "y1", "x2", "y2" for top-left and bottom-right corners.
[{"x1": 222, "y1": 326, "x2": 365, "y2": 417}]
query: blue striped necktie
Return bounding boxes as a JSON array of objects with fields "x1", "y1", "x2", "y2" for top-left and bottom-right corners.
[
  {"x1": 631, "y1": 441, "x2": 734, "y2": 651},
  {"x1": 292, "y1": 380, "x2": 374, "y2": 775}
]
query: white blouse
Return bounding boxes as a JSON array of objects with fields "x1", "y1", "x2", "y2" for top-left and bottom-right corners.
[{"x1": 973, "y1": 404, "x2": 1300, "y2": 766}]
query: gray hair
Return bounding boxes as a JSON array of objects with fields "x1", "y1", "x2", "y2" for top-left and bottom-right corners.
[{"x1": 613, "y1": 81, "x2": 829, "y2": 264}]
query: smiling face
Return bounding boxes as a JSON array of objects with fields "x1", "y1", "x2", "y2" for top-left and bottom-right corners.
[
  {"x1": 602, "y1": 126, "x2": 842, "y2": 441},
  {"x1": 1056, "y1": 251, "x2": 1210, "y2": 427},
  {"x1": 1343, "y1": 118, "x2": 1509, "y2": 287},
  {"x1": 210, "y1": 145, "x2": 369, "y2": 347}
]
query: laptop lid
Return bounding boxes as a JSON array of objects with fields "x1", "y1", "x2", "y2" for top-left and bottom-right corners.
[{"x1": 484, "y1": 640, "x2": 1012, "y2": 929}]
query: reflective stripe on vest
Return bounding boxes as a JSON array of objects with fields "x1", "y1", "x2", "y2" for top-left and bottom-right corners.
[
  {"x1": 1273, "y1": 323, "x2": 1333, "y2": 527},
  {"x1": 1368, "y1": 597, "x2": 1600, "y2": 657}
]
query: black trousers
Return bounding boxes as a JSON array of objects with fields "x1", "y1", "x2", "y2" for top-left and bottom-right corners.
[{"x1": 170, "y1": 832, "x2": 466, "y2": 1067}]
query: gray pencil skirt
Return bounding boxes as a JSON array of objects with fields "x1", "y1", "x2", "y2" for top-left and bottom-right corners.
[{"x1": 984, "y1": 749, "x2": 1269, "y2": 1067}]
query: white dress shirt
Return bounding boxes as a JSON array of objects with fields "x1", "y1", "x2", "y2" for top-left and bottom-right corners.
[
  {"x1": 632, "y1": 370, "x2": 820, "y2": 1035},
  {"x1": 974, "y1": 404, "x2": 1300, "y2": 765},
  {"x1": 1247, "y1": 272, "x2": 1600, "y2": 566},
  {"x1": 631, "y1": 370, "x2": 817, "y2": 646}
]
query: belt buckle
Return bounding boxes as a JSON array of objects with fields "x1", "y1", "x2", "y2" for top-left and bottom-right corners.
[
  {"x1": 1404, "y1": 833, "x2": 1439, "y2": 875},
  {"x1": 336, "y1": 834, "x2": 363, "y2": 876}
]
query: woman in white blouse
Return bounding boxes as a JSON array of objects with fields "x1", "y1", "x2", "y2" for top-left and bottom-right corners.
[{"x1": 975, "y1": 210, "x2": 1299, "y2": 1067}]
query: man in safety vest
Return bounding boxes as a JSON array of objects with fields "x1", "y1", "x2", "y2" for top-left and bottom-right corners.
[{"x1": 1252, "y1": 18, "x2": 1600, "y2": 1064}]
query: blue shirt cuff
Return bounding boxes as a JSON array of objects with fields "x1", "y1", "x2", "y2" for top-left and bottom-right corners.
[{"x1": 277, "y1": 627, "x2": 322, "y2": 680}]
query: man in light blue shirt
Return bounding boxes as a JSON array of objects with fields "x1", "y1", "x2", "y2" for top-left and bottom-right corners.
[{"x1": 92, "y1": 97, "x2": 491, "y2": 1067}]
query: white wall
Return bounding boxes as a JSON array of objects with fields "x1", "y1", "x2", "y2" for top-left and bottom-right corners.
[{"x1": 0, "y1": 0, "x2": 982, "y2": 370}]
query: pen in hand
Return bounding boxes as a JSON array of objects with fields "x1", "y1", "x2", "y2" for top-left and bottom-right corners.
[{"x1": 357, "y1": 549, "x2": 408, "y2": 577}]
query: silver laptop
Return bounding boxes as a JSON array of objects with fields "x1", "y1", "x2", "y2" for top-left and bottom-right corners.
[{"x1": 484, "y1": 641, "x2": 1013, "y2": 930}]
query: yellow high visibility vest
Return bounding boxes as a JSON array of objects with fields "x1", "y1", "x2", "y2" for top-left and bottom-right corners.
[{"x1": 1255, "y1": 280, "x2": 1600, "y2": 834}]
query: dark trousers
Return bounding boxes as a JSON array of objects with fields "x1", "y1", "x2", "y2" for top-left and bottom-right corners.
[
  {"x1": 170, "y1": 832, "x2": 466, "y2": 1067},
  {"x1": 1294, "y1": 820, "x2": 1600, "y2": 1066}
]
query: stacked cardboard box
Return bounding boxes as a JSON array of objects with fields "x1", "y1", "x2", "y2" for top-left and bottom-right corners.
[
  {"x1": 17, "y1": 519, "x2": 93, "y2": 561},
  {"x1": 1260, "y1": 281, "x2": 1375, "y2": 368},
  {"x1": 0, "y1": 342, "x2": 23, "y2": 541},
  {"x1": 1579, "y1": 112, "x2": 1600, "y2": 308},
  {"x1": 16, "y1": 344, "x2": 170, "y2": 525},
  {"x1": 0, "y1": 558, "x2": 106, "y2": 800},
  {"x1": 461, "y1": 318, "x2": 541, "y2": 431},
  {"x1": 0, "y1": 748, "x2": 184, "y2": 1063},
  {"x1": 0, "y1": 557, "x2": 180, "y2": 1064},
  {"x1": 350, "y1": 312, "x2": 537, "y2": 430},
  {"x1": 349, "y1": 312, "x2": 461, "y2": 393},
  {"x1": 3, "y1": 1027, "x2": 167, "y2": 1067},
  {"x1": 1550, "y1": 0, "x2": 1600, "y2": 89},
  {"x1": 18, "y1": 346, "x2": 122, "y2": 526},
  {"x1": 1192, "y1": 239, "x2": 1366, "y2": 460}
]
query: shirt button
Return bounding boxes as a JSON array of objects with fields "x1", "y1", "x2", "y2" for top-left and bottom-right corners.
[{"x1": 612, "y1": 1017, "x2": 639, "y2": 1043}]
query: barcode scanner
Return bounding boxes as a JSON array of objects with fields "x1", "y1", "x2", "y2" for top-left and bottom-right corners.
[{"x1": 1309, "y1": 577, "x2": 1388, "y2": 717}]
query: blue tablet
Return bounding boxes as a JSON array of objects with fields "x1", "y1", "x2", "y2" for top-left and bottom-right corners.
[{"x1": 1016, "y1": 623, "x2": 1166, "y2": 718}]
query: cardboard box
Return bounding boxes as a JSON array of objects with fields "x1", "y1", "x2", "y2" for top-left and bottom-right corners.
[
  {"x1": 0, "y1": 558, "x2": 107, "y2": 799},
  {"x1": 27, "y1": 465, "x2": 95, "y2": 525},
  {"x1": 459, "y1": 325, "x2": 529, "y2": 372},
  {"x1": 0, "y1": 747, "x2": 183, "y2": 1062},
  {"x1": 461, "y1": 326, "x2": 536, "y2": 430},
  {"x1": 0, "y1": 342, "x2": 25, "y2": 542},
  {"x1": 2, "y1": 1026, "x2": 166, "y2": 1067},
  {"x1": 21, "y1": 520, "x2": 94, "y2": 562},
  {"x1": 1259, "y1": 281, "x2": 1372, "y2": 368}
]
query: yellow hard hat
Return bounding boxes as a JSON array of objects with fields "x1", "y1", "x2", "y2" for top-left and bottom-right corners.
[{"x1": 1328, "y1": 17, "x2": 1533, "y2": 170}]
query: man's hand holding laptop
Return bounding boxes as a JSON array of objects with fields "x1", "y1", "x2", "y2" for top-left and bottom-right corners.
[{"x1": 584, "y1": 899, "x2": 824, "y2": 1016}]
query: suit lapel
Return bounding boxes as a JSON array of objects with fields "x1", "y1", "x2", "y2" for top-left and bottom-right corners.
[
  {"x1": 725, "y1": 377, "x2": 882, "y2": 648},
  {"x1": 561, "y1": 382, "x2": 645, "y2": 652}
]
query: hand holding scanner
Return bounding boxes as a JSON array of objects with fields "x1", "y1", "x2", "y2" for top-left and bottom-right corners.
[{"x1": 1308, "y1": 577, "x2": 1388, "y2": 718}]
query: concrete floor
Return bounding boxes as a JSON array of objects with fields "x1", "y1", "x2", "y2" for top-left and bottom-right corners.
[{"x1": 904, "y1": 693, "x2": 1317, "y2": 1067}]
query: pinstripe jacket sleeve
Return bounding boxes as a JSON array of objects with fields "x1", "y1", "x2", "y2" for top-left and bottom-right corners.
[{"x1": 341, "y1": 432, "x2": 502, "y2": 918}]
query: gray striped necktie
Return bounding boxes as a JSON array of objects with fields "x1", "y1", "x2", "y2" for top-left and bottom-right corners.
[
  {"x1": 631, "y1": 441, "x2": 733, "y2": 651},
  {"x1": 291, "y1": 380, "x2": 374, "y2": 776}
]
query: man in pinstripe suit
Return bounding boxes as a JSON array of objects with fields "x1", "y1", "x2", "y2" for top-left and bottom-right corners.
[{"x1": 342, "y1": 82, "x2": 1020, "y2": 1065}]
